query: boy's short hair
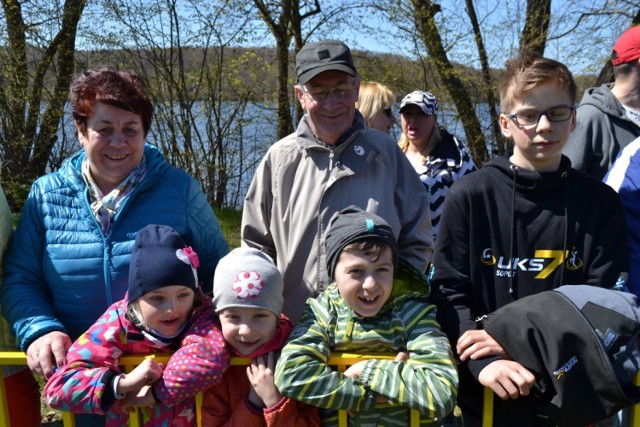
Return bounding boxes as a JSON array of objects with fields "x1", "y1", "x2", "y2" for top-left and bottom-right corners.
[
  {"x1": 499, "y1": 51, "x2": 577, "y2": 113},
  {"x1": 341, "y1": 240, "x2": 391, "y2": 264}
]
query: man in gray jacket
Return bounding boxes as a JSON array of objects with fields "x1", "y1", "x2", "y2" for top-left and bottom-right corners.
[
  {"x1": 564, "y1": 26, "x2": 640, "y2": 179},
  {"x1": 241, "y1": 40, "x2": 432, "y2": 323}
]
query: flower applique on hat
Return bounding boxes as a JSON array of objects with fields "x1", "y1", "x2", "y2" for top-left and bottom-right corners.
[
  {"x1": 232, "y1": 271, "x2": 264, "y2": 300},
  {"x1": 213, "y1": 247, "x2": 284, "y2": 317},
  {"x1": 176, "y1": 246, "x2": 200, "y2": 289}
]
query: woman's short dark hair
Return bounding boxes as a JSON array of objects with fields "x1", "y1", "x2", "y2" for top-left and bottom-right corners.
[{"x1": 69, "y1": 67, "x2": 153, "y2": 137}]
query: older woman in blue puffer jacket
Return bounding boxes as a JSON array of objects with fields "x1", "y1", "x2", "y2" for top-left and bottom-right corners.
[{"x1": 0, "y1": 67, "x2": 228, "y2": 426}]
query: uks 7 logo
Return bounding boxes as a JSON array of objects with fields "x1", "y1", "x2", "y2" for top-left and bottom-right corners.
[{"x1": 481, "y1": 248, "x2": 583, "y2": 279}]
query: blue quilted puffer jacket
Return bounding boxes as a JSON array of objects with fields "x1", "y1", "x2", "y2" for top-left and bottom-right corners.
[{"x1": 0, "y1": 144, "x2": 228, "y2": 350}]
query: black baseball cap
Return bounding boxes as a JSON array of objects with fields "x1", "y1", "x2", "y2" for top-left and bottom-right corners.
[{"x1": 296, "y1": 40, "x2": 357, "y2": 85}]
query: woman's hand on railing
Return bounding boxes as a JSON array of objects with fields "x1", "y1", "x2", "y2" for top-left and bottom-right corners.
[{"x1": 26, "y1": 331, "x2": 72, "y2": 379}]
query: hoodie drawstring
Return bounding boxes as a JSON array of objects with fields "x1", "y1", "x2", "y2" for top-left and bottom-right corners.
[
  {"x1": 560, "y1": 171, "x2": 569, "y2": 286},
  {"x1": 509, "y1": 165, "x2": 517, "y2": 295}
]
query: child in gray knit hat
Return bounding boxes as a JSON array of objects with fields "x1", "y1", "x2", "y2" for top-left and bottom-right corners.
[
  {"x1": 202, "y1": 247, "x2": 319, "y2": 425},
  {"x1": 274, "y1": 206, "x2": 458, "y2": 426}
]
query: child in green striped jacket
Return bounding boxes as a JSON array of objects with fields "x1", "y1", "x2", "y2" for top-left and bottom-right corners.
[{"x1": 274, "y1": 206, "x2": 458, "y2": 426}]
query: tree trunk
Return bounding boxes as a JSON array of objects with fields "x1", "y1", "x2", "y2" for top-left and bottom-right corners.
[
  {"x1": 465, "y1": 0, "x2": 504, "y2": 156},
  {"x1": 520, "y1": 0, "x2": 552, "y2": 55},
  {"x1": 0, "y1": 0, "x2": 87, "y2": 210},
  {"x1": 412, "y1": 0, "x2": 489, "y2": 165},
  {"x1": 253, "y1": 0, "x2": 294, "y2": 140}
]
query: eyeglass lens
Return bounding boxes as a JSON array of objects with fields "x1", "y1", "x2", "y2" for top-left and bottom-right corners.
[
  {"x1": 304, "y1": 84, "x2": 354, "y2": 101},
  {"x1": 512, "y1": 106, "x2": 573, "y2": 126}
]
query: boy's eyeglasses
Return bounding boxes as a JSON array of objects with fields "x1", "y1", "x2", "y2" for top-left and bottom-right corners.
[
  {"x1": 382, "y1": 107, "x2": 393, "y2": 118},
  {"x1": 507, "y1": 106, "x2": 575, "y2": 127},
  {"x1": 302, "y1": 81, "x2": 356, "y2": 102}
]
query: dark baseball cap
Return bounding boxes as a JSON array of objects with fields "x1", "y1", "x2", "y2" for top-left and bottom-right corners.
[{"x1": 296, "y1": 40, "x2": 357, "y2": 85}]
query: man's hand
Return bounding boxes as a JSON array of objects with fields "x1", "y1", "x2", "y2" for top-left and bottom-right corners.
[
  {"x1": 26, "y1": 331, "x2": 72, "y2": 379},
  {"x1": 478, "y1": 360, "x2": 536, "y2": 400},
  {"x1": 457, "y1": 330, "x2": 507, "y2": 361}
]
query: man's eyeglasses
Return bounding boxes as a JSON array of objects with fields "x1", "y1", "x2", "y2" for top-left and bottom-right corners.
[
  {"x1": 302, "y1": 82, "x2": 356, "y2": 102},
  {"x1": 507, "y1": 106, "x2": 575, "y2": 127},
  {"x1": 382, "y1": 107, "x2": 393, "y2": 118}
]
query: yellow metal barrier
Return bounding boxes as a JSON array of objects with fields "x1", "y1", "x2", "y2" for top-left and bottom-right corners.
[
  {"x1": 5, "y1": 349, "x2": 640, "y2": 427},
  {"x1": 0, "y1": 351, "x2": 424, "y2": 427}
]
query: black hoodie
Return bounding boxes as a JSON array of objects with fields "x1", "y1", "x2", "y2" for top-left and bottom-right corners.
[{"x1": 429, "y1": 155, "x2": 629, "y2": 426}]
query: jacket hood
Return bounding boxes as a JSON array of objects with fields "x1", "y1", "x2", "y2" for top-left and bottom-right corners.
[
  {"x1": 428, "y1": 127, "x2": 466, "y2": 167},
  {"x1": 484, "y1": 155, "x2": 572, "y2": 193},
  {"x1": 579, "y1": 83, "x2": 625, "y2": 117}
]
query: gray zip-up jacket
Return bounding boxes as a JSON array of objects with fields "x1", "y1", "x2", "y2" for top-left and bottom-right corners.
[
  {"x1": 242, "y1": 112, "x2": 432, "y2": 323},
  {"x1": 564, "y1": 83, "x2": 640, "y2": 179}
]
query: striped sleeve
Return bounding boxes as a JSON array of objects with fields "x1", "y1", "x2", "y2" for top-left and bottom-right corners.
[
  {"x1": 358, "y1": 300, "x2": 458, "y2": 419},
  {"x1": 274, "y1": 296, "x2": 377, "y2": 412}
]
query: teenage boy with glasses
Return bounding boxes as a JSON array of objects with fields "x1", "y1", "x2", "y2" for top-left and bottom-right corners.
[
  {"x1": 242, "y1": 39, "x2": 432, "y2": 324},
  {"x1": 429, "y1": 51, "x2": 629, "y2": 427}
]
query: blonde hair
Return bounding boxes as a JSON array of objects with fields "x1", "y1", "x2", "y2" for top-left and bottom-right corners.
[
  {"x1": 499, "y1": 51, "x2": 576, "y2": 113},
  {"x1": 398, "y1": 123, "x2": 441, "y2": 158},
  {"x1": 356, "y1": 81, "x2": 396, "y2": 127}
]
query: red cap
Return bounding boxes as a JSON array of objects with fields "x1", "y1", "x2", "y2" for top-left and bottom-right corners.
[{"x1": 612, "y1": 26, "x2": 640, "y2": 66}]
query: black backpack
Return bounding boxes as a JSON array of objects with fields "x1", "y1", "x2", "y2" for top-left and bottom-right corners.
[{"x1": 483, "y1": 285, "x2": 640, "y2": 426}]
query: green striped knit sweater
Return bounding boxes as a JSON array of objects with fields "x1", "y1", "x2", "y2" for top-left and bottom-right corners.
[{"x1": 275, "y1": 260, "x2": 458, "y2": 426}]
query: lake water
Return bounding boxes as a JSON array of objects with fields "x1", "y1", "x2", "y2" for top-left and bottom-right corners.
[{"x1": 53, "y1": 101, "x2": 496, "y2": 208}]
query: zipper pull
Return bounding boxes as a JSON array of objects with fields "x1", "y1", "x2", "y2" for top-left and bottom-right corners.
[{"x1": 329, "y1": 149, "x2": 335, "y2": 170}]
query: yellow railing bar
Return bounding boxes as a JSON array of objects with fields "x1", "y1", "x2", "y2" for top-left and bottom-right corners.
[
  {"x1": 1, "y1": 348, "x2": 633, "y2": 427},
  {"x1": 482, "y1": 387, "x2": 493, "y2": 427},
  {"x1": 0, "y1": 362, "x2": 7, "y2": 427},
  {"x1": 633, "y1": 370, "x2": 640, "y2": 427},
  {"x1": 0, "y1": 351, "x2": 426, "y2": 427}
]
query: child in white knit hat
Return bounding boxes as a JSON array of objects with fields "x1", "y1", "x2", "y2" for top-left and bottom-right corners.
[{"x1": 202, "y1": 247, "x2": 319, "y2": 426}]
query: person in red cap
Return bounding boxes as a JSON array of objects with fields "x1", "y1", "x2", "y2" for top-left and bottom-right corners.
[{"x1": 564, "y1": 25, "x2": 640, "y2": 179}]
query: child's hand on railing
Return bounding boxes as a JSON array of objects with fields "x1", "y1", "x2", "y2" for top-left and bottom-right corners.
[
  {"x1": 118, "y1": 384, "x2": 157, "y2": 413},
  {"x1": 394, "y1": 351, "x2": 410, "y2": 362},
  {"x1": 247, "y1": 351, "x2": 283, "y2": 409},
  {"x1": 118, "y1": 358, "x2": 164, "y2": 396}
]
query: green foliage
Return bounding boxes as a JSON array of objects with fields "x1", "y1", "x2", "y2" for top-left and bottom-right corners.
[{"x1": 214, "y1": 207, "x2": 242, "y2": 249}]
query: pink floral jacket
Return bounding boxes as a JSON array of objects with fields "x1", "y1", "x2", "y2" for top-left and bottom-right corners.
[{"x1": 44, "y1": 294, "x2": 229, "y2": 426}]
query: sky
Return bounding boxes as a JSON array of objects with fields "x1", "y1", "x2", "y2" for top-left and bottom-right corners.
[
  {"x1": 315, "y1": 0, "x2": 637, "y2": 76},
  {"x1": 69, "y1": 0, "x2": 639, "y2": 77}
]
